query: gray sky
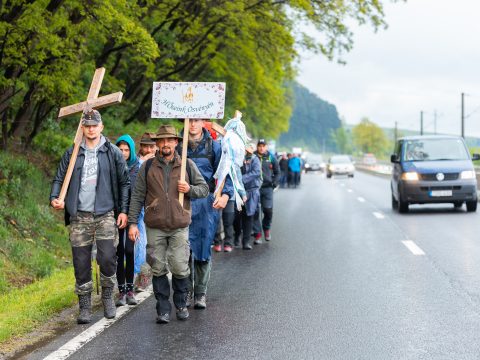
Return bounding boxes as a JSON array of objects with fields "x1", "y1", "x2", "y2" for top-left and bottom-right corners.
[{"x1": 298, "y1": 0, "x2": 480, "y2": 137}]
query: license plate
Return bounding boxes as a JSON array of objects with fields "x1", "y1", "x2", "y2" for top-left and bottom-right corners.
[{"x1": 430, "y1": 190, "x2": 452, "y2": 197}]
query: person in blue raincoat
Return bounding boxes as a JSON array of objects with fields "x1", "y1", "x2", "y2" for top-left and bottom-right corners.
[
  {"x1": 233, "y1": 143, "x2": 262, "y2": 249},
  {"x1": 177, "y1": 119, "x2": 234, "y2": 309}
]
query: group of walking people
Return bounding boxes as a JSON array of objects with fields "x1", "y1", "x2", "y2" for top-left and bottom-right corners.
[{"x1": 49, "y1": 108, "x2": 280, "y2": 325}]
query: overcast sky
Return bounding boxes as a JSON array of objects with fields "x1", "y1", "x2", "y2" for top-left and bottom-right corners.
[{"x1": 298, "y1": 0, "x2": 480, "y2": 137}]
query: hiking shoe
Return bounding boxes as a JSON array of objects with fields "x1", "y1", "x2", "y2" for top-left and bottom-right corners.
[
  {"x1": 264, "y1": 230, "x2": 271, "y2": 241},
  {"x1": 213, "y1": 244, "x2": 222, "y2": 252},
  {"x1": 115, "y1": 292, "x2": 126, "y2": 307},
  {"x1": 102, "y1": 287, "x2": 116, "y2": 319},
  {"x1": 77, "y1": 294, "x2": 92, "y2": 324},
  {"x1": 243, "y1": 244, "x2": 252, "y2": 250},
  {"x1": 126, "y1": 291, "x2": 138, "y2": 305},
  {"x1": 176, "y1": 307, "x2": 189, "y2": 321},
  {"x1": 156, "y1": 313, "x2": 170, "y2": 324},
  {"x1": 186, "y1": 291, "x2": 193, "y2": 308},
  {"x1": 224, "y1": 245, "x2": 233, "y2": 252},
  {"x1": 194, "y1": 294, "x2": 207, "y2": 309}
]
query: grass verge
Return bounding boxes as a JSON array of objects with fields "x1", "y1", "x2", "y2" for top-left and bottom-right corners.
[{"x1": 0, "y1": 267, "x2": 76, "y2": 343}]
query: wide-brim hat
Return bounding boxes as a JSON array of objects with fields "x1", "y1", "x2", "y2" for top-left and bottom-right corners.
[
  {"x1": 139, "y1": 132, "x2": 156, "y2": 145},
  {"x1": 151, "y1": 124, "x2": 183, "y2": 140}
]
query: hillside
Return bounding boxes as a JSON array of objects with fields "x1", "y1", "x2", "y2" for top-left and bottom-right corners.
[{"x1": 278, "y1": 82, "x2": 341, "y2": 152}]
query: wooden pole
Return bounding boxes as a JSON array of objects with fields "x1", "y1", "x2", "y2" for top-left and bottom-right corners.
[
  {"x1": 179, "y1": 118, "x2": 190, "y2": 206},
  {"x1": 58, "y1": 68, "x2": 106, "y2": 203}
]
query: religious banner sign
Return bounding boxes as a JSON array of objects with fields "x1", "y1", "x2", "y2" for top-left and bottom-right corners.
[{"x1": 151, "y1": 82, "x2": 226, "y2": 119}]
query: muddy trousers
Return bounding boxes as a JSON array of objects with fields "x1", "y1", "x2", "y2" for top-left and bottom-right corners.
[{"x1": 69, "y1": 211, "x2": 118, "y2": 295}]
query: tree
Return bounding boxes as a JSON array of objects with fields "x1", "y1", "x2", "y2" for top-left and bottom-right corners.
[
  {"x1": 0, "y1": 0, "x2": 398, "y2": 149},
  {"x1": 331, "y1": 127, "x2": 352, "y2": 154},
  {"x1": 352, "y1": 118, "x2": 390, "y2": 155}
]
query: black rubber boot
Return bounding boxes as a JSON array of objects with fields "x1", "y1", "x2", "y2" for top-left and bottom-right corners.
[
  {"x1": 77, "y1": 294, "x2": 92, "y2": 324},
  {"x1": 102, "y1": 287, "x2": 116, "y2": 319}
]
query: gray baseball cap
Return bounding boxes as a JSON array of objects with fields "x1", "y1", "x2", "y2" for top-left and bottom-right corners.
[{"x1": 81, "y1": 109, "x2": 102, "y2": 126}]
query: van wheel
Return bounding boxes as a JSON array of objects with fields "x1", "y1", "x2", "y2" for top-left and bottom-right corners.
[
  {"x1": 466, "y1": 200, "x2": 477, "y2": 212},
  {"x1": 391, "y1": 193, "x2": 398, "y2": 210},
  {"x1": 398, "y1": 199, "x2": 409, "y2": 213},
  {"x1": 453, "y1": 201, "x2": 463, "y2": 208}
]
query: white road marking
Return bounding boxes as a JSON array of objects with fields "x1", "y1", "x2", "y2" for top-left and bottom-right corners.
[
  {"x1": 340, "y1": 183, "x2": 345, "y2": 187},
  {"x1": 357, "y1": 197, "x2": 365, "y2": 202},
  {"x1": 402, "y1": 240, "x2": 425, "y2": 256},
  {"x1": 43, "y1": 286, "x2": 153, "y2": 360},
  {"x1": 373, "y1": 212, "x2": 385, "y2": 219},
  {"x1": 347, "y1": 189, "x2": 353, "y2": 193}
]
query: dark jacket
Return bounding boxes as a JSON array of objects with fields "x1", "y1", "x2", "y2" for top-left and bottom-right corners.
[
  {"x1": 279, "y1": 158, "x2": 289, "y2": 172},
  {"x1": 177, "y1": 128, "x2": 234, "y2": 199},
  {"x1": 128, "y1": 152, "x2": 209, "y2": 230},
  {"x1": 254, "y1": 150, "x2": 280, "y2": 188},
  {"x1": 50, "y1": 137, "x2": 130, "y2": 225}
]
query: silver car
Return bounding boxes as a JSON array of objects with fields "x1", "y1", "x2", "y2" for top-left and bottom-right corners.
[{"x1": 326, "y1": 155, "x2": 355, "y2": 178}]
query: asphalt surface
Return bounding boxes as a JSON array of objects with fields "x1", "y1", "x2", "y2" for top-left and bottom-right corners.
[{"x1": 26, "y1": 171, "x2": 480, "y2": 359}]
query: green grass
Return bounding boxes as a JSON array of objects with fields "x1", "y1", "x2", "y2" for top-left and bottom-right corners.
[
  {"x1": 0, "y1": 268, "x2": 76, "y2": 342},
  {"x1": 0, "y1": 150, "x2": 77, "y2": 344}
]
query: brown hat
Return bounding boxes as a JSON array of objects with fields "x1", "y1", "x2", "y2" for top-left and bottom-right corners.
[
  {"x1": 151, "y1": 124, "x2": 182, "y2": 140},
  {"x1": 139, "y1": 132, "x2": 156, "y2": 145}
]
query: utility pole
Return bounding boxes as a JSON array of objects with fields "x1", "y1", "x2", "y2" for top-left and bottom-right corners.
[
  {"x1": 461, "y1": 92, "x2": 465, "y2": 138},
  {"x1": 394, "y1": 121, "x2": 398, "y2": 143},
  {"x1": 420, "y1": 111, "x2": 424, "y2": 135},
  {"x1": 434, "y1": 110, "x2": 437, "y2": 135}
]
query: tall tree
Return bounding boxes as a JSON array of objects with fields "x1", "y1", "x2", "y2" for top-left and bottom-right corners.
[{"x1": 352, "y1": 117, "x2": 390, "y2": 155}]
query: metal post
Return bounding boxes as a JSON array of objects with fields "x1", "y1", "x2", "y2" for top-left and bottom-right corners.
[
  {"x1": 461, "y1": 92, "x2": 465, "y2": 138},
  {"x1": 420, "y1": 111, "x2": 424, "y2": 135}
]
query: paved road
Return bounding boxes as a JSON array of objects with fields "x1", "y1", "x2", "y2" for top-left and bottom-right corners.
[{"x1": 27, "y1": 171, "x2": 480, "y2": 359}]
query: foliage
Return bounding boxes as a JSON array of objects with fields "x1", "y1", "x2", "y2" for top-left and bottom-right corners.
[
  {"x1": 0, "y1": 0, "x2": 396, "y2": 148},
  {"x1": 279, "y1": 81, "x2": 341, "y2": 152},
  {"x1": 0, "y1": 152, "x2": 71, "y2": 292},
  {"x1": 351, "y1": 117, "x2": 391, "y2": 156},
  {"x1": 331, "y1": 126, "x2": 353, "y2": 154}
]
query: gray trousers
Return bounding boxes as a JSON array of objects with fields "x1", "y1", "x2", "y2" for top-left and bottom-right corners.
[{"x1": 188, "y1": 259, "x2": 212, "y2": 295}]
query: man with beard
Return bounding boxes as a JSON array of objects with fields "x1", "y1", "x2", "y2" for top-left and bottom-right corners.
[{"x1": 128, "y1": 124, "x2": 208, "y2": 323}]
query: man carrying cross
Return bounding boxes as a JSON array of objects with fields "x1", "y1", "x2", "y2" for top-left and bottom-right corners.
[{"x1": 50, "y1": 108, "x2": 130, "y2": 324}]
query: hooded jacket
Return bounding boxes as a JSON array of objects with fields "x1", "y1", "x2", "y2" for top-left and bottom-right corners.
[
  {"x1": 116, "y1": 134, "x2": 141, "y2": 191},
  {"x1": 50, "y1": 136, "x2": 130, "y2": 225}
]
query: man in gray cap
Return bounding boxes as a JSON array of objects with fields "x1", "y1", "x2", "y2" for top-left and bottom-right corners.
[
  {"x1": 50, "y1": 108, "x2": 131, "y2": 324},
  {"x1": 128, "y1": 124, "x2": 209, "y2": 324}
]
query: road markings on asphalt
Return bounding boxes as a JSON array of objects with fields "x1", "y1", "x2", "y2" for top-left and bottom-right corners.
[
  {"x1": 347, "y1": 189, "x2": 353, "y2": 193},
  {"x1": 373, "y1": 212, "x2": 385, "y2": 219},
  {"x1": 357, "y1": 197, "x2": 365, "y2": 202},
  {"x1": 340, "y1": 183, "x2": 345, "y2": 187},
  {"x1": 43, "y1": 286, "x2": 154, "y2": 360},
  {"x1": 402, "y1": 240, "x2": 425, "y2": 256}
]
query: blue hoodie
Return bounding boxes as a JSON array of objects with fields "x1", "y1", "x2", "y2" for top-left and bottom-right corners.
[
  {"x1": 116, "y1": 134, "x2": 137, "y2": 167},
  {"x1": 116, "y1": 134, "x2": 140, "y2": 191}
]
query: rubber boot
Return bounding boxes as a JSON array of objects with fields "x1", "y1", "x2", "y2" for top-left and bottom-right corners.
[
  {"x1": 77, "y1": 294, "x2": 92, "y2": 324},
  {"x1": 102, "y1": 287, "x2": 116, "y2": 319}
]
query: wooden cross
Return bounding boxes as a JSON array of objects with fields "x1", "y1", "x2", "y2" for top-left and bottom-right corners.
[{"x1": 56, "y1": 67, "x2": 123, "y2": 203}]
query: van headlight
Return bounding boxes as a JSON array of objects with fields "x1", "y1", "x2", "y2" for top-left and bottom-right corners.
[
  {"x1": 460, "y1": 170, "x2": 476, "y2": 179},
  {"x1": 401, "y1": 172, "x2": 419, "y2": 181}
]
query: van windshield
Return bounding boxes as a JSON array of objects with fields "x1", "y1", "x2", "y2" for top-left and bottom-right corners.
[{"x1": 403, "y1": 138, "x2": 469, "y2": 161}]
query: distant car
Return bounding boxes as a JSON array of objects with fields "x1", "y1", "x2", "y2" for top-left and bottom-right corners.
[
  {"x1": 305, "y1": 154, "x2": 325, "y2": 172},
  {"x1": 326, "y1": 155, "x2": 355, "y2": 178},
  {"x1": 363, "y1": 153, "x2": 377, "y2": 166},
  {"x1": 391, "y1": 135, "x2": 479, "y2": 213}
]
